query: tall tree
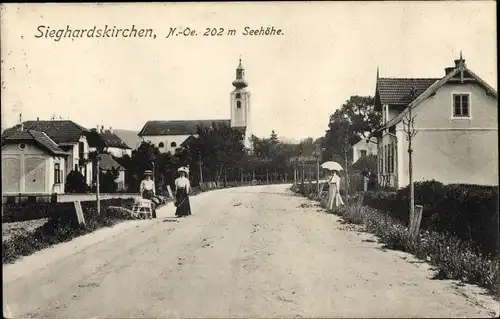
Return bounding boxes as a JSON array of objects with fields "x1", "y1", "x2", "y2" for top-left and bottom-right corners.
[
  {"x1": 181, "y1": 122, "x2": 246, "y2": 183},
  {"x1": 323, "y1": 95, "x2": 380, "y2": 164}
]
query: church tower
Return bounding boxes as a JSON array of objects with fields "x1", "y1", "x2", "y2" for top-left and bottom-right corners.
[{"x1": 230, "y1": 58, "x2": 252, "y2": 149}]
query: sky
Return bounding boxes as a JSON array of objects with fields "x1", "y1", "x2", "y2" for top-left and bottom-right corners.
[{"x1": 1, "y1": 2, "x2": 497, "y2": 141}]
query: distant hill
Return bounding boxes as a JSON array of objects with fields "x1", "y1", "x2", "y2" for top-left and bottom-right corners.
[{"x1": 113, "y1": 129, "x2": 141, "y2": 149}]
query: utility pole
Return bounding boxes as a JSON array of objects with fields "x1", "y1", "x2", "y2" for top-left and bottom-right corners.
[
  {"x1": 95, "y1": 152, "x2": 101, "y2": 215},
  {"x1": 199, "y1": 160, "x2": 203, "y2": 184},
  {"x1": 316, "y1": 151, "x2": 320, "y2": 193}
]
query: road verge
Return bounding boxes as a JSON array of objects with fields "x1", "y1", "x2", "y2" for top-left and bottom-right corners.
[{"x1": 290, "y1": 185, "x2": 500, "y2": 300}]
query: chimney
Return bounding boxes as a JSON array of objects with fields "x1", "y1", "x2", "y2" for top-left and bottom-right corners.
[
  {"x1": 37, "y1": 117, "x2": 39, "y2": 121},
  {"x1": 454, "y1": 51, "x2": 466, "y2": 69},
  {"x1": 109, "y1": 126, "x2": 113, "y2": 134},
  {"x1": 19, "y1": 113, "x2": 23, "y2": 131},
  {"x1": 445, "y1": 67, "x2": 454, "y2": 75},
  {"x1": 100, "y1": 125, "x2": 104, "y2": 133}
]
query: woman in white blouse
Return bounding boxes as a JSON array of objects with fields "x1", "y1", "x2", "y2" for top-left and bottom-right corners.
[
  {"x1": 174, "y1": 167, "x2": 192, "y2": 217},
  {"x1": 140, "y1": 170, "x2": 157, "y2": 218},
  {"x1": 326, "y1": 170, "x2": 345, "y2": 210}
]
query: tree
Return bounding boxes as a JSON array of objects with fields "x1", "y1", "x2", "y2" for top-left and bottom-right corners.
[
  {"x1": 404, "y1": 86, "x2": 420, "y2": 241},
  {"x1": 99, "y1": 168, "x2": 120, "y2": 193},
  {"x1": 323, "y1": 95, "x2": 380, "y2": 165},
  {"x1": 180, "y1": 122, "x2": 246, "y2": 183},
  {"x1": 65, "y1": 170, "x2": 88, "y2": 193}
]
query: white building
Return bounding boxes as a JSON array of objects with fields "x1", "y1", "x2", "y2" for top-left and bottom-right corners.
[
  {"x1": 352, "y1": 137, "x2": 378, "y2": 163},
  {"x1": 2, "y1": 120, "x2": 94, "y2": 194},
  {"x1": 138, "y1": 59, "x2": 252, "y2": 152},
  {"x1": 88, "y1": 126, "x2": 133, "y2": 158}
]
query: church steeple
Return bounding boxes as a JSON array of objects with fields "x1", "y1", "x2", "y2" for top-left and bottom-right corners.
[{"x1": 232, "y1": 57, "x2": 248, "y2": 89}]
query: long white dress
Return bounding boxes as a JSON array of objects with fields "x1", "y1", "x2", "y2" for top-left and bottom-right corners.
[{"x1": 326, "y1": 174, "x2": 344, "y2": 210}]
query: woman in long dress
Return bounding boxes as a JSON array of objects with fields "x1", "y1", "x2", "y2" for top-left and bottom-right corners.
[
  {"x1": 139, "y1": 170, "x2": 157, "y2": 218},
  {"x1": 326, "y1": 170, "x2": 345, "y2": 210},
  {"x1": 174, "y1": 167, "x2": 192, "y2": 217}
]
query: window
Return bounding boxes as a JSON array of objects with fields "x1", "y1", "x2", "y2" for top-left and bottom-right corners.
[
  {"x1": 360, "y1": 150, "x2": 367, "y2": 158},
  {"x1": 384, "y1": 145, "x2": 388, "y2": 174},
  {"x1": 171, "y1": 142, "x2": 177, "y2": 148},
  {"x1": 237, "y1": 101, "x2": 241, "y2": 109},
  {"x1": 382, "y1": 105, "x2": 387, "y2": 124},
  {"x1": 453, "y1": 94, "x2": 470, "y2": 117},
  {"x1": 78, "y1": 141, "x2": 85, "y2": 158},
  {"x1": 235, "y1": 93, "x2": 241, "y2": 98},
  {"x1": 19, "y1": 143, "x2": 26, "y2": 150},
  {"x1": 158, "y1": 142, "x2": 164, "y2": 148},
  {"x1": 54, "y1": 163, "x2": 61, "y2": 184},
  {"x1": 379, "y1": 153, "x2": 383, "y2": 175},
  {"x1": 388, "y1": 144, "x2": 394, "y2": 173}
]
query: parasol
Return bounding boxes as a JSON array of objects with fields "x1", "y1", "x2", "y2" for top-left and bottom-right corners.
[{"x1": 320, "y1": 161, "x2": 343, "y2": 171}]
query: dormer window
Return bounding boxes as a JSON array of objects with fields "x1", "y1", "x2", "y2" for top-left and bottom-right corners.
[
  {"x1": 235, "y1": 93, "x2": 241, "y2": 98},
  {"x1": 171, "y1": 142, "x2": 177, "y2": 148},
  {"x1": 452, "y1": 93, "x2": 470, "y2": 118},
  {"x1": 237, "y1": 101, "x2": 241, "y2": 109}
]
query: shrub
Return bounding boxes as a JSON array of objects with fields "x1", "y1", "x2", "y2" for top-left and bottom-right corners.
[
  {"x1": 2, "y1": 198, "x2": 135, "y2": 264},
  {"x1": 329, "y1": 203, "x2": 500, "y2": 298},
  {"x1": 65, "y1": 170, "x2": 89, "y2": 193},
  {"x1": 363, "y1": 181, "x2": 499, "y2": 256}
]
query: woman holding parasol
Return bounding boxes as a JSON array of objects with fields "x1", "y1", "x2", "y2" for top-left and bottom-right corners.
[{"x1": 321, "y1": 161, "x2": 345, "y2": 210}]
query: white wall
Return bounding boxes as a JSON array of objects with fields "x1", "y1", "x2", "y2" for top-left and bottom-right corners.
[
  {"x1": 230, "y1": 90, "x2": 251, "y2": 128},
  {"x1": 62, "y1": 135, "x2": 93, "y2": 186},
  {"x1": 352, "y1": 138, "x2": 378, "y2": 163},
  {"x1": 141, "y1": 134, "x2": 194, "y2": 154},
  {"x1": 395, "y1": 82, "x2": 498, "y2": 187},
  {"x1": 1, "y1": 144, "x2": 55, "y2": 194},
  {"x1": 106, "y1": 147, "x2": 132, "y2": 158}
]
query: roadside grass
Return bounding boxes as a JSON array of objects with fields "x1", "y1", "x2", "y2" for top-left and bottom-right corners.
[
  {"x1": 3, "y1": 185, "x2": 227, "y2": 265},
  {"x1": 2, "y1": 199, "x2": 137, "y2": 265},
  {"x1": 3, "y1": 183, "x2": 286, "y2": 265},
  {"x1": 291, "y1": 185, "x2": 500, "y2": 299}
]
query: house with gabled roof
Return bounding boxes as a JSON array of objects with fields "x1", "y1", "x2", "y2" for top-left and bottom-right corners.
[
  {"x1": 2, "y1": 119, "x2": 94, "y2": 190},
  {"x1": 138, "y1": 59, "x2": 252, "y2": 154},
  {"x1": 2, "y1": 129, "x2": 69, "y2": 194},
  {"x1": 371, "y1": 54, "x2": 498, "y2": 188},
  {"x1": 87, "y1": 125, "x2": 132, "y2": 158}
]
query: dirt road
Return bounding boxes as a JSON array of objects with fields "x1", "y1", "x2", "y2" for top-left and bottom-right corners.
[{"x1": 3, "y1": 185, "x2": 498, "y2": 318}]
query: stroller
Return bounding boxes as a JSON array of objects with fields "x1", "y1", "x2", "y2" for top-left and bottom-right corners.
[{"x1": 131, "y1": 195, "x2": 162, "y2": 219}]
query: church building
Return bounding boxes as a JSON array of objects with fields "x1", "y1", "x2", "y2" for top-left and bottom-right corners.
[{"x1": 138, "y1": 58, "x2": 252, "y2": 153}]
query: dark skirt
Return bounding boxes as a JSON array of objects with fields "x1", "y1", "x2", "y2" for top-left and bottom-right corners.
[
  {"x1": 142, "y1": 189, "x2": 157, "y2": 218},
  {"x1": 175, "y1": 187, "x2": 191, "y2": 217}
]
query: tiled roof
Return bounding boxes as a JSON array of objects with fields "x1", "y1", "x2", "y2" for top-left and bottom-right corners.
[
  {"x1": 138, "y1": 120, "x2": 232, "y2": 136},
  {"x1": 101, "y1": 130, "x2": 131, "y2": 149},
  {"x1": 2, "y1": 120, "x2": 88, "y2": 144},
  {"x1": 386, "y1": 66, "x2": 498, "y2": 128},
  {"x1": 376, "y1": 78, "x2": 439, "y2": 106},
  {"x1": 98, "y1": 153, "x2": 126, "y2": 171},
  {"x1": 2, "y1": 129, "x2": 68, "y2": 156},
  {"x1": 87, "y1": 129, "x2": 131, "y2": 149},
  {"x1": 85, "y1": 130, "x2": 106, "y2": 149}
]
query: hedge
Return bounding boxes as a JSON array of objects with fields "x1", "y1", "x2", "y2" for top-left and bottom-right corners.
[
  {"x1": 2, "y1": 198, "x2": 136, "y2": 224},
  {"x1": 2, "y1": 198, "x2": 136, "y2": 264},
  {"x1": 363, "y1": 180, "x2": 499, "y2": 256}
]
